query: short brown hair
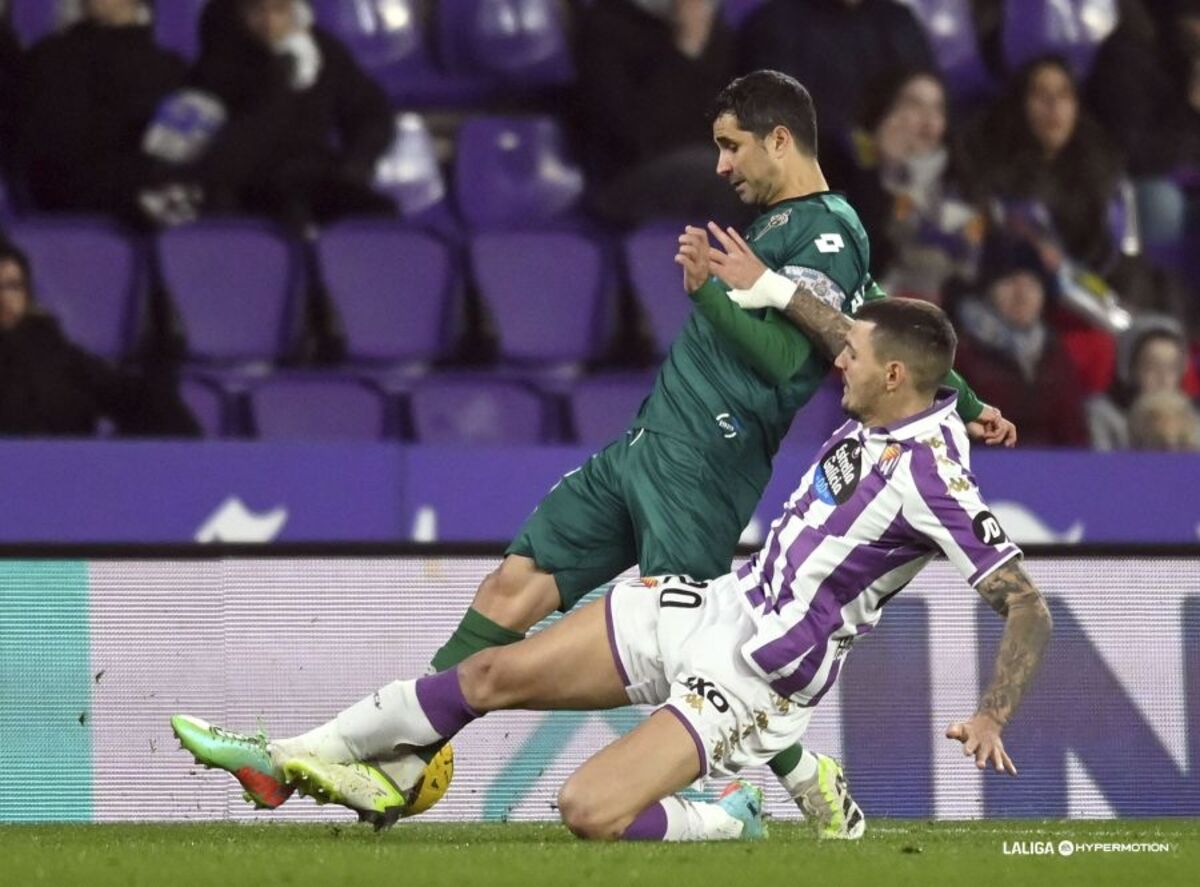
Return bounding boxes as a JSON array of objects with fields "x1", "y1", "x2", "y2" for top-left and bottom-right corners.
[{"x1": 855, "y1": 298, "x2": 957, "y2": 395}]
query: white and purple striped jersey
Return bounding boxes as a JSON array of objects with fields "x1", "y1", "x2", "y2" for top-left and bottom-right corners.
[{"x1": 736, "y1": 388, "x2": 1021, "y2": 705}]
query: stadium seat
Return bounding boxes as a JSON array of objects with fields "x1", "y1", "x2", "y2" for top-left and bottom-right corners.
[
  {"x1": 156, "y1": 220, "x2": 298, "y2": 366},
  {"x1": 311, "y1": 0, "x2": 491, "y2": 105},
  {"x1": 721, "y1": 0, "x2": 768, "y2": 26},
  {"x1": 470, "y1": 230, "x2": 605, "y2": 365},
  {"x1": 898, "y1": 0, "x2": 995, "y2": 102},
  {"x1": 623, "y1": 224, "x2": 693, "y2": 357},
  {"x1": 779, "y1": 379, "x2": 847, "y2": 454},
  {"x1": 436, "y1": 0, "x2": 573, "y2": 86},
  {"x1": 374, "y1": 112, "x2": 454, "y2": 226},
  {"x1": 250, "y1": 375, "x2": 390, "y2": 440},
  {"x1": 6, "y1": 217, "x2": 140, "y2": 361},
  {"x1": 154, "y1": 0, "x2": 205, "y2": 59},
  {"x1": 1002, "y1": 0, "x2": 1118, "y2": 79},
  {"x1": 9, "y1": 0, "x2": 61, "y2": 47},
  {"x1": 180, "y1": 377, "x2": 227, "y2": 438},
  {"x1": 453, "y1": 116, "x2": 585, "y2": 230},
  {"x1": 315, "y1": 220, "x2": 453, "y2": 365},
  {"x1": 569, "y1": 374, "x2": 654, "y2": 446},
  {"x1": 409, "y1": 375, "x2": 549, "y2": 444}
]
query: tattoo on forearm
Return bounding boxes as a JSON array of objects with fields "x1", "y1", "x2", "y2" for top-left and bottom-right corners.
[
  {"x1": 783, "y1": 287, "x2": 852, "y2": 360},
  {"x1": 976, "y1": 560, "x2": 1053, "y2": 726}
]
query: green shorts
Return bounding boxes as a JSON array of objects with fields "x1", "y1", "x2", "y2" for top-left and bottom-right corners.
[{"x1": 506, "y1": 429, "x2": 761, "y2": 611}]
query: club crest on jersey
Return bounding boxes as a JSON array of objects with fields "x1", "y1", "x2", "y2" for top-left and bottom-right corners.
[
  {"x1": 753, "y1": 209, "x2": 792, "y2": 241},
  {"x1": 877, "y1": 443, "x2": 902, "y2": 478},
  {"x1": 814, "y1": 439, "x2": 862, "y2": 505}
]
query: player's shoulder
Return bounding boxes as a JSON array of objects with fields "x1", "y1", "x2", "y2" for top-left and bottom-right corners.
[
  {"x1": 893, "y1": 413, "x2": 975, "y2": 485},
  {"x1": 749, "y1": 193, "x2": 869, "y2": 267}
]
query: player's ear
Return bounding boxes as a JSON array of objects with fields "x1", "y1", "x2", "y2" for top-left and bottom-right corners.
[
  {"x1": 770, "y1": 125, "x2": 792, "y2": 156},
  {"x1": 886, "y1": 360, "x2": 906, "y2": 392}
]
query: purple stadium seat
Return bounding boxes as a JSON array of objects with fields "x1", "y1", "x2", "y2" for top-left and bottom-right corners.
[
  {"x1": 10, "y1": 0, "x2": 61, "y2": 47},
  {"x1": 157, "y1": 221, "x2": 297, "y2": 365},
  {"x1": 780, "y1": 379, "x2": 847, "y2": 453},
  {"x1": 374, "y1": 113, "x2": 451, "y2": 221},
  {"x1": 437, "y1": 0, "x2": 573, "y2": 86},
  {"x1": 316, "y1": 220, "x2": 453, "y2": 364},
  {"x1": 7, "y1": 218, "x2": 139, "y2": 360},
  {"x1": 570, "y1": 374, "x2": 654, "y2": 446},
  {"x1": 311, "y1": 0, "x2": 491, "y2": 105},
  {"x1": 722, "y1": 0, "x2": 767, "y2": 26},
  {"x1": 311, "y1": 0, "x2": 427, "y2": 71},
  {"x1": 453, "y1": 116, "x2": 585, "y2": 230},
  {"x1": 154, "y1": 0, "x2": 205, "y2": 59},
  {"x1": 470, "y1": 231, "x2": 605, "y2": 365},
  {"x1": 409, "y1": 376, "x2": 548, "y2": 444},
  {"x1": 180, "y1": 377, "x2": 226, "y2": 438},
  {"x1": 623, "y1": 224, "x2": 692, "y2": 356},
  {"x1": 251, "y1": 375, "x2": 389, "y2": 440},
  {"x1": 1002, "y1": 0, "x2": 1118, "y2": 79},
  {"x1": 899, "y1": 0, "x2": 994, "y2": 102}
]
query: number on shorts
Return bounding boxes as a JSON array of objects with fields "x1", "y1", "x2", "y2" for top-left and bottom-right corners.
[{"x1": 659, "y1": 576, "x2": 707, "y2": 609}]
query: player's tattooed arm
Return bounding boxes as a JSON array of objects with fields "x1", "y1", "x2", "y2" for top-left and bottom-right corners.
[
  {"x1": 778, "y1": 288, "x2": 852, "y2": 362},
  {"x1": 974, "y1": 558, "x2": 1053, "y2": 728},
  {"x1": 705, "y1": 222, "x2": 851, "y2": 360}
]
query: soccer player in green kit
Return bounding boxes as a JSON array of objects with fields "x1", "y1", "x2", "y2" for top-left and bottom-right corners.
[{"x1": 173, "y1": 70, "x2": 1015, "y2": 837}]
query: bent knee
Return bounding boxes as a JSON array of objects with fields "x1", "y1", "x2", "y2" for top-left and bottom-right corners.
[
  {"x1": 457, "y1": 647, "x2": 522, "y2": 711},
  {"x1": 557, "y1": 780, "x2": 625, "y2": 841},
  {"x1": 473, "y1": 559, "x2": 559, "y2": 632}
]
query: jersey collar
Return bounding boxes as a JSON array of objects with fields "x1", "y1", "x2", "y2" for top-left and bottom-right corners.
[{"x1": 862, "y1": 387, "x2": 960, "y2": 441}]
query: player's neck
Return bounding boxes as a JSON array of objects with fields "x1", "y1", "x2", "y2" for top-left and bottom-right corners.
[
  {"x1": 861, "y1": 391, "x2": 935, "y2": 431},
  {"x1": 766, "y1": 160, "x2": 829, "y2": 204}
]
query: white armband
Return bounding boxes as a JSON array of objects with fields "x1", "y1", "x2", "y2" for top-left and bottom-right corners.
[{"x1": 728, "y1": 269, "x2": 796, "y2": 311}]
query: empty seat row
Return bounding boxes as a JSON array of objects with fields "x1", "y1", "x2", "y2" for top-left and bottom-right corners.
[
  {"x1": 2, "y1": 216, "x2": 699, "y2": 367},
  {"x1": 8, "y1": 1, "x2": 1122, "y2": 107},
  {"x1": 181, "y1": 372, "x2": 845, "y2": 450}
]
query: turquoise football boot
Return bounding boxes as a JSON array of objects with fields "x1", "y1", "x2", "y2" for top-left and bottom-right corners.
[{"x1": 171, "y1": 714, "x2": 294, "y2": 809}]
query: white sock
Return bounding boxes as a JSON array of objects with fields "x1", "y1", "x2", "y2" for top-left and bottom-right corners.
[
  {"x1": 660, "y1": 796, "x2": 745, "y2": 841},
  {"x1": 271, "y1": 679, "x2": 441, "y2": 765},
  {"x1": 775, "y1": 749, "x2": 821, "y2": 798}
]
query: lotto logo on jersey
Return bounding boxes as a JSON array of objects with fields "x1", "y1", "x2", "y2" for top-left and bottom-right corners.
[{"x1": 814, "y1": 233, "x2": 845, "y2": 253}]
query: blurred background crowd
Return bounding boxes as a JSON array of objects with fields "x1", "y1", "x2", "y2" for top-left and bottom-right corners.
[{"x1": 1, "y1": 0, "x2": 1198, "y2": 452}]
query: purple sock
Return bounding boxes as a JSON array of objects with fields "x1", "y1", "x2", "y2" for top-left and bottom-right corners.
[
  {"x1": 621, "y1": 802, "x2": 669, "y2": 841},
  {"x1": 414, "y1": 667, "x2": 480, "y2": 738}
]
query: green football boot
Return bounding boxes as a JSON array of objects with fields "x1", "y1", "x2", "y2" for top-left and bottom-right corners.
[
  {"x1": 281, "y1": 753, "x2": 408, "y2": 831},
  {"x1": 171, "y1": 714, "x2": 294, "y2": 809}
]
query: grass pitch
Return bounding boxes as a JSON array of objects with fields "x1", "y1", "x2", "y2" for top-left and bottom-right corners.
[{"x1": 3, "y1": 819, "x2": 1195, "y2": 887}]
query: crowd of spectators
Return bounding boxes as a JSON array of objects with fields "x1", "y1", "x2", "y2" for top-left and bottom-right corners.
[{"x1": 0, "y1": 0, "x2": 1197, "y2": 450}]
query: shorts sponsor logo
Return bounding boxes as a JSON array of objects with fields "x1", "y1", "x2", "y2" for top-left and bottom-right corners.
[
  {"x1": 684, "y1": 676, "x2": 730, "y2": 713},
  {"x1": 973, "y1": 511, "x2": 1008, "y2": 545},
  {"x1": 814, "y1": 439, "x2": 862, "y2": 505}
]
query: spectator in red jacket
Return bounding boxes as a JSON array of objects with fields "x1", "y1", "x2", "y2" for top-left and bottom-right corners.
[{"x1": 951, "y1": 235, "x2": 1090, "y2": 447}]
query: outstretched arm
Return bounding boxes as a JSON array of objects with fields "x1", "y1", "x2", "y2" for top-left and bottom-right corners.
[
  {"x1": 705, "y1": 222, "x2": 1017, "y2": 445},
  {"x1": 945, "y1": 558, "x2": 1053, "y2": 775}
]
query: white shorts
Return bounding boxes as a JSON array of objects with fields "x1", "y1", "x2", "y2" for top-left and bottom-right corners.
[{"x1": 605, "y1": 573, "x2": 812, "y2": 778}]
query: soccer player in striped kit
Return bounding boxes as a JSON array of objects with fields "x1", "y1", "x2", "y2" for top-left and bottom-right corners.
[
  {"x1": 174, "y1": 298, "x2": 1051, "y2": 842},
  {"x1": 173, "y1": 70, "x2": 1019, "y2": 836}
]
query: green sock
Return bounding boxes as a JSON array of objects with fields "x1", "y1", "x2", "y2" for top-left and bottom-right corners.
[
  {"x1": 416, "y1": 609, "x2": 525, "y2": 764},
  {"x1": 768, "y1": 743, "x2": 806, "y2": 777},
  {"x1": 429, "y1": 607, "x2": 525, "y2": 672}
]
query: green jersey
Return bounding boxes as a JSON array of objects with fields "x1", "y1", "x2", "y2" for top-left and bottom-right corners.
[{"x1": 632, "y1": 193, "x2": 876, "y2": 491}]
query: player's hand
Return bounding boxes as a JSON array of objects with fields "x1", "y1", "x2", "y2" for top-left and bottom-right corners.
[
  {"x1": 674, "y1": 225, "x2": 712, "y2": 293},
  {"x1": 706, "y1": 222, "x2": 770, "y2": 292},
  {"x1": 966, "y1": 404, "x2": 1018, "y2": 448},
  {"x1": 946, "y1": 714, "x2": 1017, "y2": 775}
]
